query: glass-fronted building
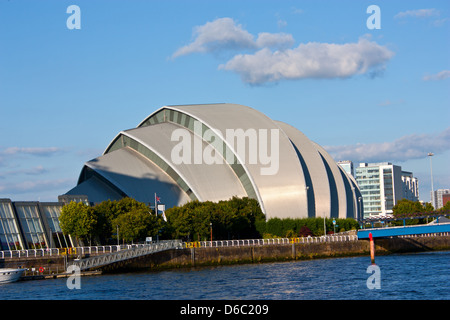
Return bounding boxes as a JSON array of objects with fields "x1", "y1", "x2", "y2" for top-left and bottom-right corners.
[
  {"x1": 0, "y1": 199, "x2": 73, "y2": 251},
  {"x1": 355, "y1": 162, "x2": 419, "y2": 218}
]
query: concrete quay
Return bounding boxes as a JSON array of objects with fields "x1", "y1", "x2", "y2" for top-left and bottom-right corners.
[{"x1": 2, "y1": 234, "x2": 449, "y2": 277}]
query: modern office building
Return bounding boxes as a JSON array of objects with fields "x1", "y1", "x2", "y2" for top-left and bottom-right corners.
[
  {"x1": 355, "y1": 162, "x2": 419, "y2": 217},
  {"x1": 431, "y1": 189, "x2": 450, "y2": 209},
  {"x1": 338, "y1": 160, "x2": 354, "y2": 177},
  {"x1": 0, "y1": 199, "x2": 73, "y2": 251},
  {"x1": 401, "y1": 171, "x2": 419, "y2": 202},
  {"x1": 443, "y1": 193, "x2": 450, "y2": 208},
  {"x1": 64, "y1": 103, "x2": 363, "y2": 220}
]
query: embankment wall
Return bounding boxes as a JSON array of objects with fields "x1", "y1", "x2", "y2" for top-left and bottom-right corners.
[
  {"x1": 101, "y1": 235, "x2": 450, "y2": 272},
  {"x1": 2, "y1": 235, "x2": 449, "y2": 274}
]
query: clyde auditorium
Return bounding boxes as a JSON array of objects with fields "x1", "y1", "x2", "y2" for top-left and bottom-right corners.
[{"x1": 65, "y1": 103, "x2": 362, "y2": 220}]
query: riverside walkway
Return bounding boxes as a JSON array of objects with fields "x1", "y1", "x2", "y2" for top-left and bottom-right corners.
[{"x1": 1, "y1": 234, "x2": 358, "y2": 272}]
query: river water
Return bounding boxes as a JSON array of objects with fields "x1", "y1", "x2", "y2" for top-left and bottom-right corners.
[{"x1": 1, "y1": 251, "x2": 448, "y2": 301}]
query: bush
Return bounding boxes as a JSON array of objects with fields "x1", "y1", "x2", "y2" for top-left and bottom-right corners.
[{"x1": 260, "y1": 217, "x2": 358, "y2": 237}]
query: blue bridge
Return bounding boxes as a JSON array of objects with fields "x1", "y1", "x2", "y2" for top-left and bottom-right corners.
[{"x1": 358, "y1": 218, "x2": 450, "y2": 239}]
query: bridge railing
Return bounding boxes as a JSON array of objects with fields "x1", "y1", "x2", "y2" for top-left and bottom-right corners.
[
  {"x1": 0, "y1": 236, "x2": 360, "y2": 258},
  {"x1": 69, "y1": 240, "x2": 183, "y2": 271},
  {"x1": 0, "y1": 241, "x2": 182, "y2": 259},
  {"x1": 183, "y1": 234, "x2": 359, "y2": 248}
]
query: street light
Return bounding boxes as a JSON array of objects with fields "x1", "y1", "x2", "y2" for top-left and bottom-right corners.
[
  {"x1": 116, "y1": 225, "x2": 119, "y2": 247},
  {"x1": 210, "y1": 222, "x2": 213, "y2": 244},
  {"x1": 358, "y1": 197, "x2": 362, "y2": 221},
  {"x1": 428, "y1": 152, "x2": 434, "y2": 208}
]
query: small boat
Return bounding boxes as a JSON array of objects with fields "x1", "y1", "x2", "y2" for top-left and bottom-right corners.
[{"x1": 0, "y1": 268, "x2": 26, "y2": 284}]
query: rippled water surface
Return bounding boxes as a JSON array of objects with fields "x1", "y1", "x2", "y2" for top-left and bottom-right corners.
[{"x1": 1, "y1": 251, "x2": 448, "y2": 300}]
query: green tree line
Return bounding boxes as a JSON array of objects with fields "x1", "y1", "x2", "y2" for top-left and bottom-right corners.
[
  {"x1": 59, "y1": 198, "x2": 163, "y2": 245},
  {"x1": 391, "y1": 199, "x2": 449, "y2": 225},
  {"x1": 59, "y1": 196, "x2": 363, "y2": 244},
  {"x1": 257, "y1": 217, "x2": 359, "y2": 238},
  {"x1": 163, "y1": 197, "x2": 265, "y2": 241}
]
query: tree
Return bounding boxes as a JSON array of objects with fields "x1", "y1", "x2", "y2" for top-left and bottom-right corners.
[
  {"x1": 439, "y1": 201, "x2": 450, "y2": 212},
  {"x1": 392, "y1": 199, "x2": 434, "y2": 219},
  {"x1": 92, "y1": 198, "x2": 152, "y2": 242},
  {"x1": 164, "y1": 197, "x2": 265, "y2": 241},
  {"x1": 59, "y1": 201, "x2": 97, "y2": 245},
  {"x1": 113, "y1": 208, "x2": 162, "y2": 243}
]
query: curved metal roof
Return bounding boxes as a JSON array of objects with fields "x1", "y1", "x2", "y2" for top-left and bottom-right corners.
[
  {"x1": 122, "y1": 122, "x2": 247, "y2": 203},
  {"x1": 274, "y1": 121, "x2": 331, "y2": 218},
  {"x1": 141, "y1": 104, "x2": 308, "y2": 219},
  {"x1": 83, "y1": 147, "x2": 191, "y2": 207},
  {"x1": 67, "y1": 103, "x2": 360, "y2": 220},
  {"x1": 312, "y1": 142, "x2": 349, "y2": 219}
]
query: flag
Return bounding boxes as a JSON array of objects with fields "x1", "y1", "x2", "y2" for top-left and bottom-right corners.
[{"x1": 154, "y1": 193, "x2": 161, "y2": 214}]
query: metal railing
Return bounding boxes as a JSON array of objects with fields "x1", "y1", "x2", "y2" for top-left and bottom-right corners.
[
  {"x1": 184, "y1": 234, "x2": 359, "y2": 248},
  {"x1": 0, "y1": 236, "x2": 360, "y2": 259},
  {"x1": 0, "y1": 233, "x2": 398, "y2": 259},
  {"x1": 0, "y1": 242, "x2": 175, "y2": 259},
  {"x1": 68, "y1": 240, "x2": 183, "y2": 271}
]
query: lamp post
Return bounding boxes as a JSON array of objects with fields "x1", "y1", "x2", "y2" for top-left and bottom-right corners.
[
  {"x1": 210, "y1": 222, "x2": 213, "y2": 244},
  {"x1": 116, "y1": 225, "x2": 119, "y2": 248},
  {"x1": 358, "y1": 197, "x2": 362, "y2": 221},
  {"x1": 428, "y1": 152, "x2": 434, "y2": 208}
]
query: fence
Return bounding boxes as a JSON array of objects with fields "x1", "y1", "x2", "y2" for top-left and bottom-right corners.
[
  {"x1": 0, "y1": 234, "x2": 365, "y2": 259},
  {"x1": 0, "y1": 243, "x2": 158, "y2": 259},
  {"x1": 184, "y1": 234, "x2": 359, "y2": 248},
  {"x1": 69, "y1": 240, "x2": 183, "y2": 271}
]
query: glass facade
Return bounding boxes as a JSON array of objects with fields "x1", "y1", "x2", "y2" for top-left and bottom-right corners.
[
  {"x1": 13, "y1": 203, "x2": 48, "y2": 249},
  {"x1": 355, "y1": 162, "x2": 419, "y2": 217},
  {"x1": 0, "y1": 200, "x2": 70, "y2": 251},
  {"x1": 40, "y1": 203, "x2": 72, "y2": 248},
  {"x1": 0, "y1": 200, "x2": 24, "y2": 250},
  {"x1": 355, "y1": 167, "x2": 382, "y2": 215},
  {"x1": 383, "y1": 168, "x2": 394, "y2": 211}
]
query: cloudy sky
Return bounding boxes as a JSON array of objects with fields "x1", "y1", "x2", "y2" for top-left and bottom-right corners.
[{"x1": 0, "y1": 0, "x2": 449, "y2": 203}]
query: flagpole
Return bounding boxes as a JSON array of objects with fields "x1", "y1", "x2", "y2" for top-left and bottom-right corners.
[{"x1": 155, "y1": 193, "x2": 157, "y2": 214}]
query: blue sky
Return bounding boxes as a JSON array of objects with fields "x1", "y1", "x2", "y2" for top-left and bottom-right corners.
[{"x1": 0, "y1": 0, "x2": 449, "y2": 203}]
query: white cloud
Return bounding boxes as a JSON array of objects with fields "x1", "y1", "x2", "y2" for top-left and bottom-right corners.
[
  {"x1": 1, "y1": 147, "x2": 61, "y2": 156},
  {"x1": 423, "y1": 70, "x2": 450, "y2": 81},
  {"x1": 395, "y1": 8, "x2": 440, "y2": 19},
  {"x1": 172, "y1": 18, "x2": 296, "y2": 59},
  {"x1": 173, "y1": 18, "x2": 394, "y2": 84},
  {"x1": 324, "y1": 128, "x2": 450, "y2": 163},
  {"x1": 172, "y1": 17, "x2": 256, "y2": 58},
  {"x1": 0, "y1": 166, "x2": 48, "y2": 179},
  {"x1": 0, "y1": 178, "x2": 73, "y2": 194},
  {"x1": 255, "y1": 32, "x2": 294, "y2": 50},
  {"x1": 219, "y1": 37, "x2": 394, "y2": 84}
]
